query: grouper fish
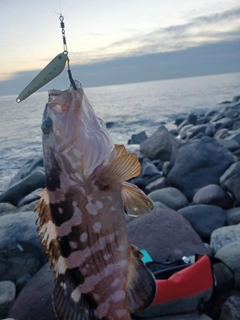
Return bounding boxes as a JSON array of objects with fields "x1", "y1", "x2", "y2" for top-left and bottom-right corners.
[{"x1": 36, "y1": 80, "x2": 156, "y2": 320}]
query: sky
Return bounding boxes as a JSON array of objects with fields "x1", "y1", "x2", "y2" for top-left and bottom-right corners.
[{"x1": 1, "y1": 0, "x2": 240, "y2": 96}]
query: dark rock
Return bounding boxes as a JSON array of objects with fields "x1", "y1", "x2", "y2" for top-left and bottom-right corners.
[
  {"x1": 210, "y1": 112, "x2": 225, "y2": 123},
  {"x1": 0, "y1": 211, "x2": 45, "y2": 282},
  {"x1": 128, "y1": 208, "x2": 207, "y2": 263},
  {"x1": 145, "y1": 177, "x2": 169, "y2": 194},
  {"x1": 16, "y1": 274, "x2": 32, "y2": 294},
  {"x1": 105, "y1": 121, "x2": 114, "y2": 128},
  {"x1": 0, "y1": 167, "x2": 46, "y2": 206},
  {"x1": 0, "y1": 281, "x2": 16, "y2": 319},
  {"x1": 215, "y1": 242, "x2": 240, "y2": 289},
  {"x1": 205, "y1": 123, "x2": 216, "y2": 137},
  {"x1": 169, "y1": 129, "x2": 179, "y2": 136},
  {"x1": 219, "y1": 295, "x2": 240, "y2": 320},
  {"x1": 128, "y1": 131, "x2": 148, "y2": 144},
  {"x1": 193, "y1": 184, "x2": 233, "y2": 209},
  {"x1": 7, "y1": 157, "x2": 44, "y2": 188},
  {"x1": 129, "y1": 158, "x2": 161, "y2": 191},
  {"x1": 224, "y1": 109, "x2": 239, "y2": 119},
  {"x1": 162, "y1": 161, "x2": 171, "y2": 176},
  {"x1": 0, "y1": 203, "x2": 17, "y2": 214},
  {"x1": 148, "y1": 187, "x2": 189, "y2": 210},
  {"x1": 220, "y1": 162, "x2": 240, "y2": 201},
  {"x1": 225, "y1": 132, "x2": 240, "y2": 145},
  {"x1": 217, "y1": 139, "x2": 240, "y2": 152},
  {"x1": 233, "y1": 95, "x2": 240, "y2": 103},
  {"x1": 175, "y1": 116, "x2": 185, "y2": 126},
  {"x1": 140, "y1": 126, "x2": 178, "y2": 161},
  {"x1": 188, "y1": 124, "x2": 207, "y2": 139},
  {"x1": 17, "y1": 188, "x2": 42, "y2": 208},
  {"x1": 205, "y1": 110, "x2": 217, "y2": 117},
  {"x1": 196, "y1": 116, "x2": 208, "y2": 125},
  {"x1": 225, "y1": 207, "x2": 240, "y2": 225},
  {"x1": 210, "y1": 224, "x2": 240, "y2": 253},
  {"x1": 8, "y1": 263, "x2": 57, "y2": 320},
  {"x1": 215, "y1": 117, "x2": 236, "y2": 130},
  {"x1": 178, "y1": 124, "x2": 194, "y2": 139},
  {"x1": 17, "y1": 199, "x2": 40, "y2": 213},
  {"x1": 178, "y1": 204, "x2": 227, "y2": 243},
  {"x1": 0, "y1": 241, "x2": 45, "y2": 282},
  {"x1": 178, "y1": 113, "x2": 197, "y2": 131},
  {"x1": 232, "y1": 121, "x2": 240, "y2": 130},
  {"x1": 167, "y1": 136, "x2": 235, "y2": 200},
  {"x1": 214, "y1": 128, "x2": 229, "y2": 139}
]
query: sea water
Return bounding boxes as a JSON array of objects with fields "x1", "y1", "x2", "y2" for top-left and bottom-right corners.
[{"x1": 0, "y1": 72, "x2": 240, "y2": 192}]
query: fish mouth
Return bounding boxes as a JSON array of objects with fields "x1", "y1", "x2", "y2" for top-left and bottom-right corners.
[{"x1": 48, "y1": 81, "x2": 84, "y2": 150}]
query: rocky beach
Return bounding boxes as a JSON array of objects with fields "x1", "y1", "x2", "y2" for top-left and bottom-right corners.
[{"x1": 1, "y1": 95, "x2": 240, "y2": 320}]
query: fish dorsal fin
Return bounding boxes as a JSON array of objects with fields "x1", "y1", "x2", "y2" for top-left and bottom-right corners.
[
  {"x1": 35, "y1": 189, "x2": 62, "y2": 272},
  {"x1": 115, "y1": 144, "x2": 127, "y2": 156},
  {"x1": 122, "y1": 182, "x2": 154, "y2": 216},
  {"x1": 126, "y1": 245, "x2": 156, "y2": 312},
  {"x1": 53, "y1": 274, "x2": 99, "y2": 320},
  {"x1": 97, "y1": 153, "x2": 141, "y2": 189}
]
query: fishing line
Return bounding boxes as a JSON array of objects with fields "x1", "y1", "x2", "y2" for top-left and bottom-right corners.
[{"x1": 59, "y1": 15, "x2": 77, "y2": 90}]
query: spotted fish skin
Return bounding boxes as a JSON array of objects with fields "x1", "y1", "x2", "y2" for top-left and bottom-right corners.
[{"x1": 37, "y1": 81, "x2": 156, "y2": 320}]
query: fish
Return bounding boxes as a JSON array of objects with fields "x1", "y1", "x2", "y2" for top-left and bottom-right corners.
[{"x1": 36, "y1": 80, "x2": 156, "y2": 320}]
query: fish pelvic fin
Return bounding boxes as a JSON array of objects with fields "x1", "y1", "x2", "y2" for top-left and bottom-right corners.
[
  {"x1": 97, "y1": 153, "x2": 141, "y2": 189},
  {"x1": 53, "y1": 274, "x2": 99, "y2": 320},
  {"x1": 122, "y1": 181, "x2": 154, "y2": 216},
  {"x1": 126, "y1": 245, "x2": 156, "y2": 312}
]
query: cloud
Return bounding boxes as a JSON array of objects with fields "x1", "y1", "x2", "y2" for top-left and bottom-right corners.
[
  {"x1": 1, "y1": 39, "x2": 239, "y2": 97},
  {"x1": 70, "y1": 5, "x2": 240, "y2": 64}
]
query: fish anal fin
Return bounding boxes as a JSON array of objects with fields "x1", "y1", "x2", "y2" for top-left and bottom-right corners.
[
  {"x1": 97, "y1": 153, "x2": 141, "y2": 189},
  {"x1": 53, "y1": 273, "x2": 99, "y2": 320},
  {"x1": 126, "y1": 245, "x2": 156, "y2": 312},
  {"x1": 122, "y1": 182, "x2": 154, "y2": 216},
  {"x1": 115, "y1": 144, "x2": 127, "y2": 156}
]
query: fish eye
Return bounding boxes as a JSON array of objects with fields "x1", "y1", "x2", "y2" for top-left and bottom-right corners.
[{"x1": 41, "y1": 116, "x2": 52, "y2": 134}]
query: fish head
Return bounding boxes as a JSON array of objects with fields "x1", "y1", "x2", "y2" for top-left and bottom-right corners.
[{"x1": 41, "y1": 81, "x2": 114, "y2": 181}]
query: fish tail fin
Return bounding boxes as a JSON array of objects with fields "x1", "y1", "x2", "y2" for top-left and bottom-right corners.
[
  {"x1": 126, "y1": 245, "x2": 156, "y2": 312},
  {"x1": 53, "y1": 273, "x2": 99, "y2": 320}
]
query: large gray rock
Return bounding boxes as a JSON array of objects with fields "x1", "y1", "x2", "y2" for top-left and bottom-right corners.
[
  {"x1": 193, "y1": 184, "x2": 233, "y2": 209},
  {"x1": 215, "y1": 242, "x2": 240, "y2": 289},
  {"x1": 0, "y1": 203, "x2": 17, "y2": 215},
  {"x1": 178, "y1": 205, "x2": 226, "y2": 242},
  {"x1": 220, "y1": 162, "x2": 240, "y2": 201},
  {"x1": 8, "y1": 263, "x2": 57, "y2": 320},
  {"x1": 148, "y1": 187, "x2": 189, "y2": 210},
  {"x1": 167, "y1": 136, "x2": 235, "y2": 200},
  {"x1": 0, "y1": 211, "x2": 45, "y2": 282},
  {"x1": 0, "y1": 281, "x2": 16, "y2": 319},
  {"x1": 128, "y1": 208, "x2": 207, "y2": 263},
  {"x1": 0, "y1": 167, "x2": 45, "y2": 206},
  {"x1": 210, "y1": 224, "x2": 240, "y2": 253},
  {"x1": 140, "y1": 126, "x2": 178, "y2": 161}
]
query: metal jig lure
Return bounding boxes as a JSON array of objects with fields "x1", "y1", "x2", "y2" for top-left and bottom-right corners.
[{"x1": 16, "y1": 15, "x2": 76, "y2": 103}]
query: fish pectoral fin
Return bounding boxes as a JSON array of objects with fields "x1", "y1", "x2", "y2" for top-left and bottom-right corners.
[
  {"x1": 126, "y1": 245, "x2": 156, "y2": 312},
  {"x1": 122, "y1": 182, "x2": 154, "y2": 216},
  {"x1": 115, "y1": 144, "x2": 127, "y2": 156},
  {"x1": 97, "y1": 153, "x2": 141, "y2": 188},
  {"x1": 53, "y1": 273, "x2": 99, "y2": 320}
]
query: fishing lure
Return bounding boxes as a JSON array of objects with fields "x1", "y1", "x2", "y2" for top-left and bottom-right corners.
[
  {"x1": 16, "y1": 53, "x2": 68, "y2": 102},
  {"x1": 16, "y1": 15, "x2": 76, "y2": 103}
]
